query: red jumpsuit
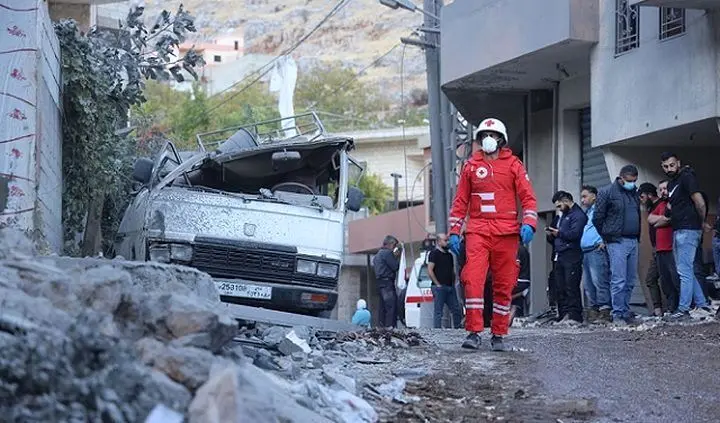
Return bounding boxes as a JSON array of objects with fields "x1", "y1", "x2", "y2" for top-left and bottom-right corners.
[{"x1": 449, "y1": 148, "x2": 538, "y2": 335}]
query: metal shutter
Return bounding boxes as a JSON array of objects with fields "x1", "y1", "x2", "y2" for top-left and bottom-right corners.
[{"x1": 580, "y1": 108, "x2": 610, "y2": 189}]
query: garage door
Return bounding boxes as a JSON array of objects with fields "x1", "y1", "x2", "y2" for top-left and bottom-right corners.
[{"x1": 580, "y1": 108, "x2": 610, "y2": 189}]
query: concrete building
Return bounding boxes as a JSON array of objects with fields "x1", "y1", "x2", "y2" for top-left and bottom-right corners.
[
  {"x1": 335, "y1": 126, "x2": 431, "y2": 323},
  {"x1": 48, "y1": 0, "x2": 128, "y2": 32},
  {"x1": 441, "y1": 0, "x2": 720, "y2": 314}
]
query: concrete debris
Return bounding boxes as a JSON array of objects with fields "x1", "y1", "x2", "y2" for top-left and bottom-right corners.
[
  {"x1": 292, "y1": 379, "x2": 378, "y2": 423},
  {"x1": 188, "y1": 364, "x2": 333, "y2": 423},
  {"x1": 262, "y1": 325, "x2": 290, "y2": 347},
  {"x1": 0, "y1": 229, "x2": 411, "y2": 423},
  {"x1": 144, "y1": 404, "x2": 184, "y2": 423},
  {"x1": 278, "y1": 330, "x2": 313, "y2": 356}
]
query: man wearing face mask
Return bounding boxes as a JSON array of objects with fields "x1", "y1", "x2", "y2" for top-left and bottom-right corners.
[
  {"x1": 447, "y1": 118, "x2": 538, "y2": 351},
  {"x1": 592, "y1": 165, "x2": 641, "y2": 325},
  {"x1": 659, "y1": 152, "x2": 713, "y2": 321}
]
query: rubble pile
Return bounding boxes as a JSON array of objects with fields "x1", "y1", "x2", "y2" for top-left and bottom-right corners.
[{"x1": 0, "y1": 229, "x2": 414, "y2": 423}]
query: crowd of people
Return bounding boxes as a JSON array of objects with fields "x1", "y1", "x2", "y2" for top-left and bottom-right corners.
[
  {"x1": 547, "y1": 153, "x2": 719, "y2": 325},
  {"x1": 362, "y1": 117, "x2": 720, "y2": 351}
]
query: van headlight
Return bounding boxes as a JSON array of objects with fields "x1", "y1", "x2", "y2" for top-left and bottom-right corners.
[
  {"x1": 317, "y1": 262, "x2": 339, "y2": 279},
  {"x1": 296, "y1": 259, "x2": 318, "y2": 274},
  {"x1": 149, "y1": 243, "x2": 193, "y2": 263}
]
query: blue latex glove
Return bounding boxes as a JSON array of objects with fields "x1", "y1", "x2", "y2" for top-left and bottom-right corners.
[
  {"x1": 520, "y1": 224, "x2": 535, "y2": 245},
  {"x1": 448, "y1": 234, "x2": 461, "y2": 256}
]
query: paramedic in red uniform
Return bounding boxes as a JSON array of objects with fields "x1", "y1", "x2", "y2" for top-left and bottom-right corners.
[{"x1": 447, "y1": 118, "x2": 538, "y2": 351}]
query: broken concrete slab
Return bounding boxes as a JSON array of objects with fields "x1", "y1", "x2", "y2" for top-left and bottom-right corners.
[
  {"x1": 278, "y1": 330, "x2": 312, "y2": 356},
  {"x1": 222, "y1": 303, "x2": 359, "y2": 332},
  {"x1": 43, "y1": 256, "x2": 220, "y2": 304},
  {"x1": 188, "y1": 364, "x2": 333, "y2": 423},
  {"x1": 141, "y1": 293, "x2": 238, "y2": 352}
]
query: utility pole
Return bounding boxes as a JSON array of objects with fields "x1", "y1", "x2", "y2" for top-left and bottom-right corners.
[
  {"x1": 424, "y1": 0, "x2": 447, "y2": 233},
  {"x1": 390, "y1": 172, "x2": 403, "y2": 210}
]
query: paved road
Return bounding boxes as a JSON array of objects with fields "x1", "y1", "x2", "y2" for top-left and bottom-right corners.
[
  {"x1": 416, "y1": 321, "x2": 720, "y2": 422},
  {"x1": 513, "y1": 322, "x2": 720, "y2": 423}
]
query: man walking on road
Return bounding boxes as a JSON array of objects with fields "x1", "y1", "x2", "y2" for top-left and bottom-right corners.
[
  {"x1": 428, "y1": 233, "x2": 463, "y2": 329},
  {"x1": 546, "y1": 191, "x2": 587, "y2": 324},
  {"x1": 447, "y1": 117, "x2": 538, "y2": 352},
  {"x1": 638, "y1": 183, "x2": 666, "y2": 316},
  {"x1": 372, "y1": 235, "x2": 402, "y2": 328},
  {"x1": 647, "y1": 180, "x2": 681, "y2": 313},
  {"x1": 660, "y1": 153, "x2": 713, "y2": 321},
  {"x1": 592, "y1": 165, "x2": 641, "y2": 325},
  {"x1": 580, "y1": 185, "x2": 612, "y2": 323}
]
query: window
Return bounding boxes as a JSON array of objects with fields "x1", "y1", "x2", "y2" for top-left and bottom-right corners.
[
  {"x1": 660, "y1": 7, "x2": 685, "y2": 40},
  {"x1": 213, "y1": 55, "x2": 222, "y2": 63},
  {"x1": 615, "y1": 0, "x2": 640, "y2": 55},
  {"x1": 234, "y1": 41, "x2": 240, "y2": 50}
]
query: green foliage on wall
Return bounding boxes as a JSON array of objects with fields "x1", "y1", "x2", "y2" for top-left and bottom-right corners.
[{"x1": 55, "y1": 5, "x2": 204, "y2": 255}]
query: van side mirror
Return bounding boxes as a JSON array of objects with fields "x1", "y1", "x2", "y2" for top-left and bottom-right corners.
[
  {"x1": 132, "y1": 158, "x2": 154, "y2": 184},
  {"x1": 346, "y1": 186, "x2": 364, "y2": 212}
]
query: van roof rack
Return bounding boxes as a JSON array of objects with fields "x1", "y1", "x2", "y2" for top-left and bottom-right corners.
[{"x1": 196, "y1": 111, "x2": 328, "y2": 153}]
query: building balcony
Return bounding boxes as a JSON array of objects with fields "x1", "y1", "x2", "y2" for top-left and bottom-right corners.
[
  {"x1": 441, "y1": 0, "x2": 598, "y2": 94},
  {"x1": 630, "y1": 0, "x2": 720, "y2": 9},
  {"x1": 347, "y1": 205, "x2": 428, "y2": 254}
]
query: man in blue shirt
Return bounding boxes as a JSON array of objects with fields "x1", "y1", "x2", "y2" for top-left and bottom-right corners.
[{"x1": 580, "y1": 185, "x2": 611, "y2": 323}]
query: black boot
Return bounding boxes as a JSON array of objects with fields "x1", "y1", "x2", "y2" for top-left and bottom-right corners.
[
  {"x1": 461, "y1": 333, "x2": 481, "y2": 350},
  {"x1": 491, "y1": 335, "x2": 508, "y2": 352}
]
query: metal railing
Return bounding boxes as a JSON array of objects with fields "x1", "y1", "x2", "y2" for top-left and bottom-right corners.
[
  {"x1": 615, "y1": 0, "x2": 640, "y2": 56},
  {"x1": 660, "y1": 7, "x2": 685, "y2": 40},
  {"x1": 195, "y1": 111, "x2": 328, "y2": 152}
]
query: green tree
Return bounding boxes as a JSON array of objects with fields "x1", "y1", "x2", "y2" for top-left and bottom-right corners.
[
  {"x1": 134, "y1": 80, "x2": 280, "y2": 151},
  {"x1": 355, "y1": 173, "x2": 392, "y2": 215},
  {"x1": 57, "y1": 5, "x2": 204, "y2": 256},
  {"x1": 295, "y1": 63, "x2": 389, "y2": 131}
]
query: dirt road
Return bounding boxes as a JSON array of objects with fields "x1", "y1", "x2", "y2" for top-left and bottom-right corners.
[{"x1": 356, "y1": 321, "x2": 720, "y2": 423}]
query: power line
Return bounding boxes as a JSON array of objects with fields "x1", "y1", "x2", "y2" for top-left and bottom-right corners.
[
  {"x1": 204, "y1": 0, "x2": 351, "y2": 116},
  {"x1": 304, "y1": 43, "x2": 402, "y2": 111}
]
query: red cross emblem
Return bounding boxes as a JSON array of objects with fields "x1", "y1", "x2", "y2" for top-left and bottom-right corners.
[
  {"x1": 485, "y1": 120, "x2": 495, "y2": 127},
  {"x1": 475, "y1": 166, "x2": 488, "y2": 179}
]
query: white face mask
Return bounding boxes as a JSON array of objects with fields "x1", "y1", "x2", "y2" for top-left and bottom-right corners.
[{"x1": 481, "y1": 136, "x2": 498, "y2": 154}]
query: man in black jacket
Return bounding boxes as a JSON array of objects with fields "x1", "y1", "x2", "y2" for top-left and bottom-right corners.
[
  {"x1": 546, "y1": 191, "x2": 588, "y2": 323},
  {"x1": 593, "y1": 165, "x2": 641, "y2": 325},
  {"x1": 372, "y1": 235, "x2": 402, "y2": 328}
]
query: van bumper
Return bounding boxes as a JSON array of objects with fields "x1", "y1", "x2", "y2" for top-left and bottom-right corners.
[{"x1": 214, "y1": 278, "x2": 338, "y2": 315}]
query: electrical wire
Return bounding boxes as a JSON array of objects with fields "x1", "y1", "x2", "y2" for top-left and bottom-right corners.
[
  {"x1": 304, "y1": 43, "x2": 402, "y2": 111},
  {"x1": 203, "y1": 0, "x2": 352, "y2": 116}
]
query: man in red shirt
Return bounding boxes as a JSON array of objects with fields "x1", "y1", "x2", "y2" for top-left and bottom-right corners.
[
  {"x1": 447, "y1": 118, "x2": 538, "y2": 351},
  {"x1": 645, "y1": 181, "x2": 680, "y2": 313}
]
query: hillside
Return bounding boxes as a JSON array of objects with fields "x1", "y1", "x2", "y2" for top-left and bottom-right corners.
[{"x1": 138, "y1": 0, "x2": 430, "y2": 102}]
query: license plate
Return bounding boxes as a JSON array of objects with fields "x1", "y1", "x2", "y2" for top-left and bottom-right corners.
[{"x1": 215, "y1": 281, "x2": 272, "y2": 300}]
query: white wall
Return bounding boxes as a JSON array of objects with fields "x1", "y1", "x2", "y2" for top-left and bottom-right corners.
[
  {"x1": 591, "y1": 3, "x2": 719, "y2": 146},
  {"x1": 558, "y1": 73, "x2": 591, "y2": 199},
  {"x1": 353, "y1": 140, "x2": 426, "y2": 203},
  {"x1": 1, "y1": 1, "x2": 63, "y2": 253}
]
